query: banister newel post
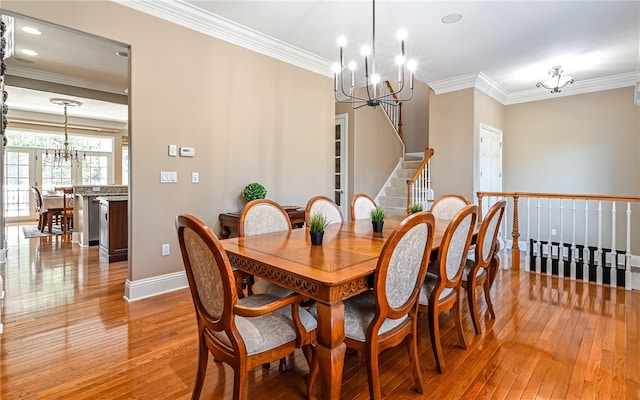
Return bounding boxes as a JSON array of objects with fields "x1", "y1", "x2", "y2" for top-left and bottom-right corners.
[{"x1": 512, "y1": 194, "x2": 520, "y2": 270}]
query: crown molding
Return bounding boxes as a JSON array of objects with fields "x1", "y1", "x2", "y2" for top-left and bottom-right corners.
[
  {"x1": 112, "y1": 0, "x2": 639, "y2": 105},
  {"x1": 8, "y1": 109, "x2": 128, "y2": 132},
  {"x1": 427, "y1": 72, "x2": 509, "y2": 104},
  {"x1": 428, "y1": 70, "x2": 640, "y2": 105},
  {"x1": 112, "y1": 0, "x2": 333, "y2": 78},
  {"x1": 505, "y1": 71, "x2": 640, "y2": 105},
  {"x1": 7, "y1": 64, "x2": 126, "y2": 95}
]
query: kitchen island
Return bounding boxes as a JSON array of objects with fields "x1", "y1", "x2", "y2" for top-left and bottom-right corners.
[
  {"x1": 73, "y1": 185, "x2": 127, "y2": 247},
  {"x1": 98, "y1": 196, "x2": 128, "y2": 263}
]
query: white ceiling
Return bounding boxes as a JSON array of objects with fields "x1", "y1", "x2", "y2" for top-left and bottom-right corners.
[
  {"x1": 2, "y1": 12, "x2": 129, "y2": 124},
  {"x1": 181, "y1": 0, "x2": 639, "y2": 91},
  {"x1": 3, "y1": 0, "x2": 640, "y2": 122}
]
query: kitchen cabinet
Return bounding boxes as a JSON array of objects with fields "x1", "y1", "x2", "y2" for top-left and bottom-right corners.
[{"x1": 98, "y1": 196, "x2": 128, "y2": 263}]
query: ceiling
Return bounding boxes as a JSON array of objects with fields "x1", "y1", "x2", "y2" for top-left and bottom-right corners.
[
  {"x1": 148, "y1": 0, "x2": 640, "y2": 103},
  {"x1": 2, "y1": 12, "x2": 129, "y2": 124},
  {"x1": 3, "y1": 0, "x2": 640, "y2": 123}
]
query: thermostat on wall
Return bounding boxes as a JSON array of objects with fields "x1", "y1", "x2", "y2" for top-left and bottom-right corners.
[{"x1": 180, "y1": 147, "x2": 195, "y2": 157}]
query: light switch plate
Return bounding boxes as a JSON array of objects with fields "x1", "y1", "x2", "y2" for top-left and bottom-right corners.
[
  {"x1": 168, "y1": 144, "x2": 177, "y2": 157},
  {"x1": 192, "y1": 172, "x2": 199, "y2": 183},
  {"x1": 160, "y1": 171, "x2": 177, "y2": 183}
]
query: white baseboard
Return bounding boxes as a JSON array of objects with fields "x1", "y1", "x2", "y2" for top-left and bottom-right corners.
[{"x1": 124, "y1": 271, "x2": 188, "y2": 302}]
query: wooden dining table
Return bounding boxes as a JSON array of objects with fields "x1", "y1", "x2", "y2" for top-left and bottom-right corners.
[
  {"x1": 221, "y1": 213, "x2": 461, "y2": 400},
  {"x1": 41, "y1": 194, "x2": 65, "y2": 233}
]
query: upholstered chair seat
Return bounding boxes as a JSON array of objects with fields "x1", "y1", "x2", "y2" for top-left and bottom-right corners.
[
  {"x1": 214, "y1": 294, "x2": 317, "y2": 355},
  {"x1": 239, "y1": 199, "x2": 294, "y2": 298},
  {"x1": 462, "y1": 200, "x2": 506, "y2": 334},
  {"x1": 418, "y1": 204, "x2": 477, "y2": 373},
  {"x1": 309, "y1": 212, "x2": 435, "y2": 400},
  {"x1": 175, "y1": 214, "x2": 316, "y2": 400}
]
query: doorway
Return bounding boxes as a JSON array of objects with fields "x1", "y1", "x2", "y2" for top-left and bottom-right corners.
[
  {"x1": 0, "y1": 12, "x2": 130, "y2": 261},
  {"x1": 478, "y1": 123, "x2": 503, "y2": 200}
]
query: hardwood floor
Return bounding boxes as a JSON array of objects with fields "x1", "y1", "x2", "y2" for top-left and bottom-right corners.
[{"x1": 1, "y1": 224, "x2": 639, "y2": 399}]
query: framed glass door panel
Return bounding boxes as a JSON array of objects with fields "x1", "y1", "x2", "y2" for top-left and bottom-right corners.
[
  {"x1": 4, "y1": 150, "x2": 33, "y2": 220},
  {"x1": 334, "y1": 114, "x2": 348, "y2": 218}
]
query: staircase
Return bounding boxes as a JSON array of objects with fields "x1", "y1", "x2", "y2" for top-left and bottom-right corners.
[{"x1": 376, "y1": 153, "x2": 425, "y2": 215}]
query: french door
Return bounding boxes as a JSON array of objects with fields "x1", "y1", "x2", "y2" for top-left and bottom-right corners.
[
  {"x1": 334, "y1": 114, "x2": 348, "y2": 218},
  {"x1": 4, "y1": 148, "x2": 111, "y2": 222}
]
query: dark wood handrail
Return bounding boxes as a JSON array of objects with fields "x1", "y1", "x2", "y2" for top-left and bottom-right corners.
[{"x1": 384, "y1": 80, "x2": 403, "y2": 139}]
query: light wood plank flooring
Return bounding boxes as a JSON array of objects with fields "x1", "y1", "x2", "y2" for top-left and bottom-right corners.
[{"x1": 0, "y1": 224, "x2": 638, "y2": 399}]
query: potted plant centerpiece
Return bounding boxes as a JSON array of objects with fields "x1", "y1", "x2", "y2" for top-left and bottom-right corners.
[
  {"x1": 370, "y1": 207, "x2": 385, "y2": 233},
  {"x1": 308, "y1": 213, "x2": 328, "y2": 245},
  {"x1": 242, "y1": 182, "x2": 267, "y2": 202},
  {"x1": 409, "y1": 203, "x2": 423, "y2": 214}
]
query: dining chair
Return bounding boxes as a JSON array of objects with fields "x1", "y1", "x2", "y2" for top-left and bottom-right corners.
[
  {"x1": 239, "y1": 199, "x2": 294, "y2": 298},
  {"x1": 31, "y1": 186, "x2": 47, "y2": 232},
  {"x1": 418, "y1": 204, "x2": 477, "y2": 373},
  {"x1": 350, "y1": 193, "x2": 377, "y2": 221},
  {"x1": 61, "y1": 192, "x2": 74, "y2": 233},
  {"x1": 176, "y1": 214, "x2": 317, "y2": 400},
  {"x1": 309, "y1": 211, "x2": 436, "y2": 399},
  {"x1": 430, "y1": 194, "x2": 471, "y2": 220},
  {"x1": 462, "y1": 200, "x2": 505, "y2": 334},
  {"x1": 305, "y1": 195, "x2": 343, "y2": 226}
]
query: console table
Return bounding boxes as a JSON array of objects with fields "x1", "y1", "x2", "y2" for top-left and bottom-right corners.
[{"x1": 218, "y1": 207, "x2": 305, "y2": 239}]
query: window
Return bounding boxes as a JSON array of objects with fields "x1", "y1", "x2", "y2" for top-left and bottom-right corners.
[
  {"x1": 4, "y1": 151, "x2": 31, "y2": 217},
  {"x1": 82, "y1": 155, "x2": 108, "y2": 185},
  {"x1": 4, "y1": 128, "x2": 116, "y2": 220}
]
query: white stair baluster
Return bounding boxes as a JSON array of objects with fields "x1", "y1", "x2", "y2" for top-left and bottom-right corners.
[
  {"x1": 610, "y1": 202, "x2": 617, "y2": 287},
  {"x1": 626, "y1": 202, "x2": 632, "y2": 290},
  {"x1": 558, "y1": 199, "x2": 565, "y2": 278},
  {"x1": 583, "y1": 201, "x2": 589, "y2": 283},
  {"x1": 547, "y1": 198, "x2": 553, "y2": 275},
  {"x1": 536, "y1": 198, "x2": 541, "y2": 273},
  {"x1": 525, "y1": 197, "x2": 531, "y2": 271},
  {"x1": 570, "y1": 199, "x2": 577, "y2": 280},
  {"x1": 596, "y1": 201, "x2": 603, "y2": 285}
]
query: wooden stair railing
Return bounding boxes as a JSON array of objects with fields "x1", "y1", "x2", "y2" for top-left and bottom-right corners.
[
  {"x1": 477, "y1": 191, "x2": 640, "y2": 290},
  {"x1": 406, "y1": 147, "x2": 434, "y2": 214},
  {"x1": 380, "y1": 81, "x2": 403, "y2": 140}
]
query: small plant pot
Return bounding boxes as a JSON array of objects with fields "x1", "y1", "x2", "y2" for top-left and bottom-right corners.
[
  {"x1": 310, "y1": 231, "x2": 324, "y2": 245},
  {"x1": 372, "y1": 221, "x2": 384, "y2": 233}
]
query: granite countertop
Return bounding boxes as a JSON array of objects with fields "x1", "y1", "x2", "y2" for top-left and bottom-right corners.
[
  {"x1": 96, "y1": 196, "x2": 128, "y2": 202},
  {"x1": 74, "y1": 185, "x2": 128, "y2": 196}
]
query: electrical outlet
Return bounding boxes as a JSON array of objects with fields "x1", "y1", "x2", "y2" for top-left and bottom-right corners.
[
  {"x1": 161, "y1": 243, "x2": 170, "y2": 256},
  {"x1": 551, "y1": 228, "x2": 557, "y2": 236}
]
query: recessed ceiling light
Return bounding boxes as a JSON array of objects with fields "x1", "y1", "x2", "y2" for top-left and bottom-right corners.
[
  {"x1": 21, "y1": 26, "x2": 42, "y2": 35},
  {"x1": 441, "y1": 13, "x2": 462, "y2": 24},
  {"x1": 115, "y1": 50, "x2": 128, "y2": 58},
  {"x1": 21, "y1": 49, "x2": 38, "y2": 56}
]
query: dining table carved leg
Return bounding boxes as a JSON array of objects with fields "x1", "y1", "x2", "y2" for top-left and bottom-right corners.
[{"x1": 315, "y1": 301, "x2": 346, "y2": 400}]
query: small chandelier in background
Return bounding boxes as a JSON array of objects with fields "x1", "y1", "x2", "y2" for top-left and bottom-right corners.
[
  {"x1": 45, "y1": 98, "x2": 85, "y2": 167},
  {"x1": 332, "y1": 0, "x2": 416, "y2": 109},
  {"x1": 536, "y1": 66, "x2": 574, "y2": 93}
]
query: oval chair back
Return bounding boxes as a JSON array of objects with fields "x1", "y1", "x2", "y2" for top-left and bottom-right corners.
[{"x1": 350, "y1": 193, "x2": 377, "y2": 221}]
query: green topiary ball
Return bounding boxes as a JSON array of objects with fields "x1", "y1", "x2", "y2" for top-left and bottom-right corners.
[{"x1": 243, "y1": 182, "x2": 267, "y2": 202}]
